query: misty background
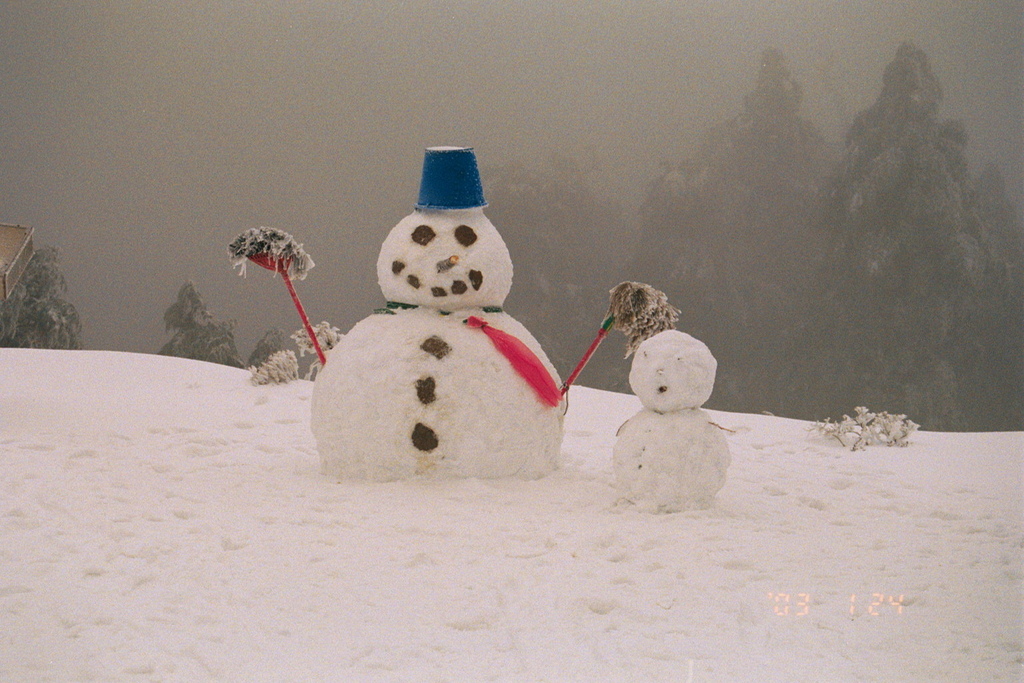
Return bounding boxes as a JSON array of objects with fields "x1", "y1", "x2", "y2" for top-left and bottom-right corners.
[{"x1": 2, "y1": 1, "x2": 1022, "y2": 429}]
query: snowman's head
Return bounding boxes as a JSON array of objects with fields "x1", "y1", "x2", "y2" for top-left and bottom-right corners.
[
  {"x1": 629, "y1": 330, "x2": 717, "y2": 412},
  {"x1": 376, "y1": 207, "x2": 513, "y2": 309}
]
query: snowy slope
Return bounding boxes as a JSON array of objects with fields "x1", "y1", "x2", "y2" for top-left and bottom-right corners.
[{"x1": 1, "y1": 349, "x2": 1021, "y2": 682}]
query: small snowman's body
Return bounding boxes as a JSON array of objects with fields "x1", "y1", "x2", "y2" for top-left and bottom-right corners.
[
  {"x1": 613, "y1": 330, "x2": 730, "y2": 512},
  {"x1": 311, "y1": 148, "x2": 563, "y2": 481}
]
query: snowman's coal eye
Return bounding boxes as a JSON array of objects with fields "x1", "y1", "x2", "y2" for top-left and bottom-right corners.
[
  {"x1": 412, "y1": 225, "x2": 436, "y2": 245},
  {"x1": 454, "y1": 225, "x2": 477, "y2": 247},
  {"x1": 392, "y1": 260, "x2": 405, "y2": 274}
]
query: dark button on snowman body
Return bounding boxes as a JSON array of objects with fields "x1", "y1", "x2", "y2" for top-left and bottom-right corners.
[{"x1": 311, "y1": 147, "x2": 564, "y2": 481}]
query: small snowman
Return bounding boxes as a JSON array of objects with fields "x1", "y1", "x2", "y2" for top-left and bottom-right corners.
[
  {"x1": 613, "y1": 330, "x2": 730, "y2": 512},
  {"x1": 311, "y1": 147, "x2": 564, "y2": 481}
]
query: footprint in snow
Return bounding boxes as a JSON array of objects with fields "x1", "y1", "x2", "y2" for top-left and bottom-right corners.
[
  {"x1": 187, "y1": 436, "x2": 229, "y2": 447},
  {"x1": 19, "y1": 443, "x2": 56, "y2": 452},
  {"x1": 720, "y1": 559, "x2": 755, "y2": 571},
  {"x1": 445, "y1": 615, "x2": 492, "y2": 631},
  {"x1": 582, "y1": 598, "x2": 618, "y2": 615},
  {"x1": 798, "y1": 496, "x2": 829, "y2": 511},
  {"x1": 220, "y1": 536, "x2": 248, "y2": 551}
]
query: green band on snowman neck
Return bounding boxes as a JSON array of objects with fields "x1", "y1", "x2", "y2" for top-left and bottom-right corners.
[{"x1": 374, "y1": 301, "x2": 503, "y2": 316}]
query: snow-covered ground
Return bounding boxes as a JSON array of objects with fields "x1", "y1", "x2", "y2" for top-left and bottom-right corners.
[{"x1": 1, "y1": 348, "x2": 1021, "y2": 682}]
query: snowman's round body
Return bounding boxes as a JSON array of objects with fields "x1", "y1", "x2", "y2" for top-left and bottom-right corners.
[
  {"x1": 312, "y1": 307, "x2": 562, "y2": 480},
  {"x1": 311, "y1": 202, "x2": 564, "y2": 481},
  {"x1": 613, "y1": 330, "x2": 730, "y2": 512},
  {"x1": 614, "y1": 409, "x2": 729, "y2": 512}
]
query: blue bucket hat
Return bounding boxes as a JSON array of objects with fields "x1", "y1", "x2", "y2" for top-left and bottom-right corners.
[{"x1": 415, "y1": 146, "x2": 487, "y2": 210}]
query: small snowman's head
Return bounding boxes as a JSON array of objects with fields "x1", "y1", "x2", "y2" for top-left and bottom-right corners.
[
  {"x1": 376, "y1": 147, "x2": 513, "y2": 309},
  {"x1": 376, "y1": 207, "x2": 513, "y2": 308},
  {"x1": 629, "y1": 330, "x2": 717, "y2": 413}
]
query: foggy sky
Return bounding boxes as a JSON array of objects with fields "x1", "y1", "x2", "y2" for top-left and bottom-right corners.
[{"x1": 2, "y1": 1, "x2": 1021, "y2": 359}]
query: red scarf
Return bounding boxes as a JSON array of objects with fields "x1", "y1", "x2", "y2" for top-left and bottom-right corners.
[{"x1": 465, "y1": 316, "x2": 561, "y2": 408}]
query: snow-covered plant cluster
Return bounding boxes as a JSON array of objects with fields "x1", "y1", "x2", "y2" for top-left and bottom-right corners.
[
  {"x1": 292, "y1": 321, "x2": 341, "y2": 379},
  {"x1": 812, "y1": 406, "x2": 919, "y2": 450},
  {"x1": 245, "y1": 321, "x2": 340, "y2": 385},
  {"x1": 248, "y1": 349, "x2": 299, "y2": 385}
]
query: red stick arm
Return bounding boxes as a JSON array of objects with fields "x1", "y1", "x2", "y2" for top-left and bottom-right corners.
[
  {"x1": 246, "y1": 253, "x2": 327, "y2": 368},
  {"x1": 281, "y1": 270, "x2": 327, "y2": 367},
  {"x1": 560, "y1": 315, "x2": 615, "y2": 395}
]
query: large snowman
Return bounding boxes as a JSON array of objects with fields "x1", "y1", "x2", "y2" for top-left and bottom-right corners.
[
  {"x1": 613, "y1": 330, "x2": 730, "y2": 512},
  {"x1": 311, "y1": 147, "x2": 564, "y2": 481}
]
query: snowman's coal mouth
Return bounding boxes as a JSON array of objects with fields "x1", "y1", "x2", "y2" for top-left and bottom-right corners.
[
  {"x1": 418, "y1": 270, "x2": 484, "y2": 298},
  {"x1": 657, "y1": 386, "x2": 668, "y2": 394},
  {"x1": 399, "y1": 265, "x2": 484, "y2": 298}
]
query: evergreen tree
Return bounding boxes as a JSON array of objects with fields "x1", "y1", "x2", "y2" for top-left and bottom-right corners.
[
  {"x1": 968, "y1": 165, "x2": 1024, "y2": 428},
  {"x1": 632, "y1": 49, "x2": 831, "y2": 413},
  {"x1": 799, "y1": 42, "x2": 1021, "y2": 430},
  {"x1": 975, "y1": 164, "x2": 1024, "y2": 287},
  {"x1": 159, "y1": 281, "x2": 243, "y2": 368},
  {"x1": 246, "y1": 328, "x2": 287, "y2": 369},
  {"x1": 0, "y1": 247, "x2": 83, "y2": 349}
]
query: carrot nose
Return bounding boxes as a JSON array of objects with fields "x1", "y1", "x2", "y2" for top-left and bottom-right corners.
[{"x1": 437, "y1": 255, "x2": 460, "y2": 273}]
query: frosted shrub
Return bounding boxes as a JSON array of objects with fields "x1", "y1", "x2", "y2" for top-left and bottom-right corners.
[
  {"x1": 249, "y1": 350, "x2": 299, "y2": 385},
  {"x1": 292, "y1": 321, "x2": 341, "y2": 379},
  {"x1": 813, "y1": 407, "x2": 919, "y2": 450}
]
